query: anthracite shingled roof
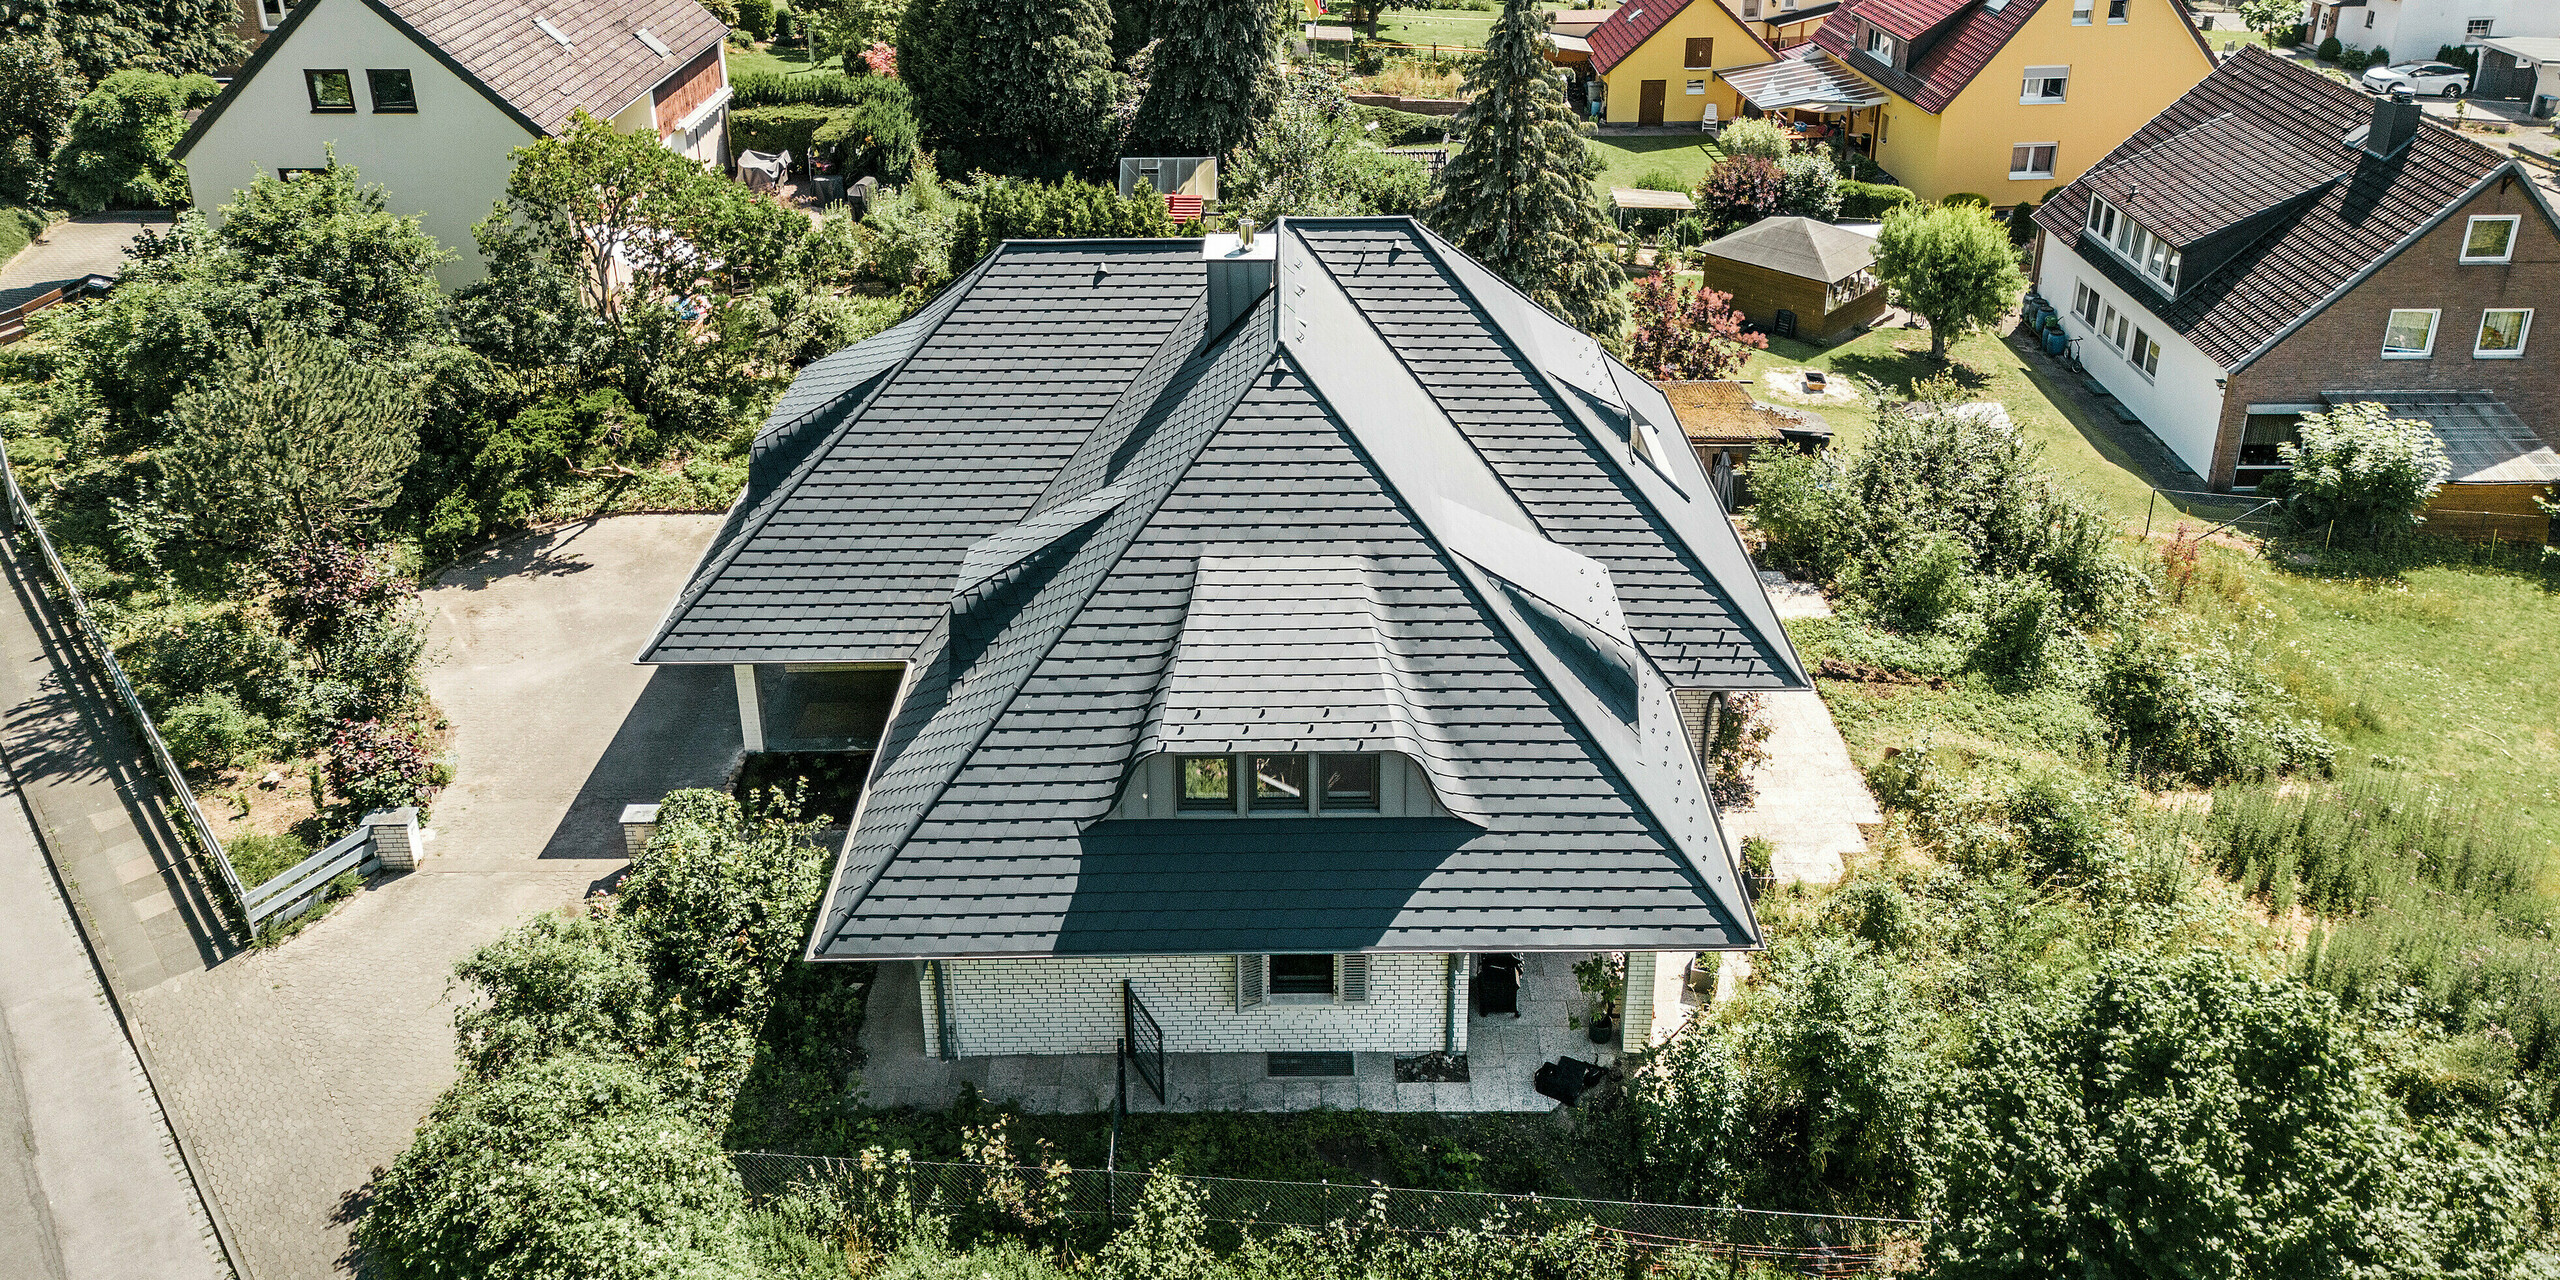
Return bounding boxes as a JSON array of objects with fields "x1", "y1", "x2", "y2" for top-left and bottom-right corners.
[{"x1": 647, "y1": 218, "x2": 1808, "y2": 960}]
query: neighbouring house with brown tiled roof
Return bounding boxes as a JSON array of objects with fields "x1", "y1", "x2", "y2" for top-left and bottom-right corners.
[
  {"x1": 177, "y1": 0, "x2": 731, "y2": 286},
  {"x1": 2034, "y1": 48, "x2": 2560, "y2": 537}
]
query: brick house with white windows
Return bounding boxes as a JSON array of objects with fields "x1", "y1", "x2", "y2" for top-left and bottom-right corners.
[
  {"x1": 641, "y1": 218, "x2": 1812, "y2": 1098},
  {"x1": 177, "y1": 0, "x2": 731, "y2": 287},
  {"x1": 2033, "y1": 48, "x2": 2560, "y2": 531}
]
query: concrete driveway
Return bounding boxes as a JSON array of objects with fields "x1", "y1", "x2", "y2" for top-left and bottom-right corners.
[
  {"x1": 33, "y1": 514, "x2": 741, "y2": 1280},
  {"x1": 0, "y1": 211, "x2": 172, "y2": 313},
  {"x1": 424, "y1": 515, "x2": 742, "y2": 867}
]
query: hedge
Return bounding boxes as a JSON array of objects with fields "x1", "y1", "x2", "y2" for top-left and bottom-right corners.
[
  {"x1": 1349, "y1": 104, "x2": 1449, "y2": 148},
  {"x1": 734, "y1": 70, "x2": 887, "y2": 107},
  {"x1": 727, "y1": 79, "x2": 917, "y2": 180},
  {"x1": 1838, "y1": 180, "x2": 1917, "y2": 220}
]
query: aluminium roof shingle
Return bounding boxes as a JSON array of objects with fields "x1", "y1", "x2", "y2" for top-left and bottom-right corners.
[{"x1": 668, "y1": 218, "x2": 1806, "y2": 961}]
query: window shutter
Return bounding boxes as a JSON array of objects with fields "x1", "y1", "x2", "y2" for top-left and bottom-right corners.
[
  {"x1": 1237, "y1": 954, "x2": 1265, "y2": 1007},
  {"x1": 1336, "y1": 954, "x2": 1370, "y2": 1005}
]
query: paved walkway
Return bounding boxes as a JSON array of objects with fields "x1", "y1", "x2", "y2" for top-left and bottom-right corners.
[
  {"x1": 0, "y1": 515, "x2": 730, "y2": 1279},
  {"x1": 1720, "y1": 574, "x2": 1879, "y2": 886},
  {"x1": 858, "y1": 954, "x2": 1612, "y2": 1114},
  {"x1": 0, "y1": 211, "x2": 170, "y2": 313},
  {"x1": 0, "y1": 757, "x2": 229, "y2": 1280}
]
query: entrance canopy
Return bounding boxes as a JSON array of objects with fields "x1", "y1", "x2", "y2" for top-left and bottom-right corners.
[{"x1": 1719, "y1": 51, "x2": 1887, "y2": 114}]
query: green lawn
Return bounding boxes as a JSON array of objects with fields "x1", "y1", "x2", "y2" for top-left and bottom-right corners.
[
  {"x1": 1719, "y1": 318, "x2": 2560, "y2": 856},
  {"x1": 1588, "y1": 136, "x2": 1726, "y2": 194},
  {"x1": 1314, "y1": 1, "x2": 1572, "y2": 50},
  {"x1": 726, "y1": 42, "x2": 840, "y2": 80}
]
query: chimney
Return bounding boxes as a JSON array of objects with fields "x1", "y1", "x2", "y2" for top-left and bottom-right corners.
[
  {"x1": 2360, "y1": 86, "x2": 2423, "y2": 160},
  {"x1": 1202, "y1": 219, "x2": 1276, "y2": 345}
]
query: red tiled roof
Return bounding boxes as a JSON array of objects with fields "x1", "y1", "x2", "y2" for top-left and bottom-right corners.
[
  {"x1": 1811, "y1": 0, "x2": 2042, "y2": 113},
  {"x1": 1812, "y1": 0, "x2": 2213, "y2": 113},
  {"x1": 1590, "y1": 0, "x2": 1774, "y2": 74},
  {"x1": 1856, "y1": 0, "x2": 1972, "y2": 41},
  {"x1": 2033, "y1": 48, "x2": 2525, "y2": 369}
]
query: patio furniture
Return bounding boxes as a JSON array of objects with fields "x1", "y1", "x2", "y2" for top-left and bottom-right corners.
[{"x1": 1533, "y1": 1056, "x2": 1609, "y2": 1107}]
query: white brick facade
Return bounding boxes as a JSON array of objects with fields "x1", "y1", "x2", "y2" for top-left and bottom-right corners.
[
  {"x1": 1619, "y1": 950, "x2": 1698, "y2": 1053},
  {"x1": 919, "y1": 953, "x2": 1470, "y2": 1058}
]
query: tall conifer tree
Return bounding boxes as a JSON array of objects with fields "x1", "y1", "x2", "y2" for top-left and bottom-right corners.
[
  {"x1": 898, "y1": 0, "x2": 1120, "y2": 176},
  {"x1": 1130, "y1": 0, "x2": 1279, "y2": 158},
  {"x1": 1428, "y1": 0, "x2": 1625, "y2": 338}
]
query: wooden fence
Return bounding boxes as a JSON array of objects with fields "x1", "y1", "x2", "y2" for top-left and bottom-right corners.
[{"x1": 0, "y1": 274, "x2": 113, "y2": 345}]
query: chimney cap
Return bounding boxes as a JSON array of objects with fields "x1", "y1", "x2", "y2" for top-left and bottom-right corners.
[{"x1": 1203, "y1": 229, "x2": 1277, "y2": 263}]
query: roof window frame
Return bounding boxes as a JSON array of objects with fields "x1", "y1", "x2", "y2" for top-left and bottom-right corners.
[
  {"x1": 2381, "y1": 308, "x2": 2441, "y2": 360},
  {"x1": 1171, "y1": 752, "x2": 1386, "y2": 818},
  {"x1": 365, "y1": 68, "x2": 417, "y2": 113},
  {"x1": 2475, "y1": 308, "x2": 2532, "y2": 360},
  {"x1": 303, "y1": 68, "x2": 356, "y2": 113},
  {"x1": 2460, "y1": 214, "x2": 2519, "y2": 264}
]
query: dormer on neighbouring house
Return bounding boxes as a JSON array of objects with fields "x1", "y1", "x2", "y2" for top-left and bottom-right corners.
[{"x1": 176, "y1": 0, "x2": 731, "y2": 286}]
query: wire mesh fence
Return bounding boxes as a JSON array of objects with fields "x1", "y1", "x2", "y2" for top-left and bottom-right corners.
[{"x1": 730, "y1": 1152, "x2": 1925, "y2": 1276}]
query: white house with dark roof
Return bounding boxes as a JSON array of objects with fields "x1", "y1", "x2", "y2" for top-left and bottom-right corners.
[
  {"x1": 176, "y1": 0, "x2": 731, "y2": 285},
  {"x1": 2033, "y1": 49, "x2": 2560, "y2": 533},
  {"x1": 642, "y1": 218, "x2": 1817, "y2": 1107}
]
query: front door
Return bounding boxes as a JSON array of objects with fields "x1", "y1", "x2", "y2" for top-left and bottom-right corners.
[{"x1": 1639, "y1": 79, "x2": 1666, "y2": 126}]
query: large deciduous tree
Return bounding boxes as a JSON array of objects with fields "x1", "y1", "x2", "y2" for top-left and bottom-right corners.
[
  {"x1": 0, "y1": 0, "x2": 245, "y2": 82},
  {"x1": 162, "y1": 331, "x2": 422, "y2": 553},
  {"x1": 50, "y1": 68, "x2": 216, "y2": 212},
  {"x1": 0, "y1": 35, "x2": 78, "y2": 204},
  {"x1": 1428, "y1": 0, "x2": 1625, "y2": 339},
  {"x1": 1129, "y1": 0, "x2": 1281, "y2": 157},
  {"x1": 1871, "y1": 202, "x2": 2025, "y2": 360},
  {"x1": 897, "y1": 0, "x2": 1120, "y2": 176}
]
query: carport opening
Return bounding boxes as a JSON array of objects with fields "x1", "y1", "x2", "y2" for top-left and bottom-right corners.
[{"x1": 752, "y1": 664, "x2": 902, "y2": 752}]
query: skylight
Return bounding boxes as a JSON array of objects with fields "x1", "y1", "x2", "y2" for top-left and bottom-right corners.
[
  {"x1": 533, "y1": 16, "x2": 572, "y2": 47},
  {"x1": 635, "y1": 27, "x2": 671, "y2": 56}
]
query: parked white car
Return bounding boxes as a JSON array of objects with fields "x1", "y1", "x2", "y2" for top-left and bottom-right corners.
[{"x1": 2362, "y1": 62, "x2": 2470, "y2": 98}]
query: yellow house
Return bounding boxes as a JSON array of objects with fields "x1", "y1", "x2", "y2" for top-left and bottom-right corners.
[
  {"x1": 1718, "y1": 0, "x2": 1840, "y2": 51},
  {"x1": 1793, "y1": 0, "x2": 2217, "y2": 202},
  {"x1": 1587, "y1": 0, "x2": 1777, "y2": 128}
]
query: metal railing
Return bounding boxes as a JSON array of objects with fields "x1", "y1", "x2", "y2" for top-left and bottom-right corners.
[
  {"x1": 1121, "y1": 979, "x2": 1165, "y2": 1105},
  {"x1": 0, "y1": 437, "x2": 251, "y2": 936},
  {"x1": 728, "y1": 1153, "x2": 1927, "y2": 1274}
]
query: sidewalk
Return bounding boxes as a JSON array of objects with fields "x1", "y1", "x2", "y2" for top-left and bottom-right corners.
[{"x1": 0, "y1": 755, "x2": 229, "y2": 1280}]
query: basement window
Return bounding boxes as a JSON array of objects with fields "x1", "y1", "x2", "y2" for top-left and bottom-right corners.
[{"x1": 304, "y1": 69, "x2": 355, "y2": 112}]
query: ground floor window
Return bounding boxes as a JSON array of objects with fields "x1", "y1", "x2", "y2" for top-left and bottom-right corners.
[
  {"x1": 2235, "y1": 412, "x2": 2302, "y2": 491},
  {"x1": 1237, "y1": 953, "x2": 1371, "y2": 1006}
]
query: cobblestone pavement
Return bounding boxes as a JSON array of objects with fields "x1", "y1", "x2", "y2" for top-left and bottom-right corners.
[
  {"x1": 0, "y1": 211, "x2": 171, "y2": 312},
  {"x1": 0, "y1": 515, "x2": 731, "y2": 1279}
]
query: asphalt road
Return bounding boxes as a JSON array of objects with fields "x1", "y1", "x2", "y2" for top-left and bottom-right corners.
[{"x1": 0, "y1": 760, "x2": 226, "y2": 1280}]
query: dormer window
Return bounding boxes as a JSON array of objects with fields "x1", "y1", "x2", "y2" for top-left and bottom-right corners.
[
  {"x1": 1862, "y1": 25, "x2": 1897, "y2": 66},
  {"x1": 2083, "y1": 196, "x2": 2181, "y2": 293},
  {"x1": 1177, "y1": 753, "x2": 1383, "y2": 814}
]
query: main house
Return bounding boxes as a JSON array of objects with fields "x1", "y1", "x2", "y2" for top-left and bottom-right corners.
[
  {"x1": 1714, "y1": 0, "x2": 2218, "y2": 202},
  {"x1": 642, "y1": 218, "x2": 1807, "y2": 1088},
  {"x1": 2034, "y1": 48, "x2": 2560, "y2": 530},
  {"x1": 176, "y1": 0, "x2": 731, "y2": 286}
]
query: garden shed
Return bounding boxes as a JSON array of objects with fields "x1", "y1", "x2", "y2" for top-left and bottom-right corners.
[
  {"x1": 1656, "y1": 379, "x2": 1830, "y2": 507},
  {"x1": 1696, "y1": 215, "x2": 1883, "y2": 342}
]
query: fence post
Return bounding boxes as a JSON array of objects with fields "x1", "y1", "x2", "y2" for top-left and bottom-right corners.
[
  {"x1": 363, "y1": 806, "x2": 420, "y2": 870},
  {"x1": 620, "y1": 802, "x2": 662, "y2": 858}
]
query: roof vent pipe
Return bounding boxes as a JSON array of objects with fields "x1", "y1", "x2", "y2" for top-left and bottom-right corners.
[
  {"x1": 1202, "y1": 224, "x2": 1277, "y2": 347},
  {"x1": 2361, "y1": 85, "x2": 2423, "y2": 160}
]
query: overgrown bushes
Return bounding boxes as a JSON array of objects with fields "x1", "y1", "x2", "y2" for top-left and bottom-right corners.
[
  {"x1": 50, "y1": 69, "x2": 217, "y2": 212},
  {"x1": 728, "y1": 74, "x2": 919, "y2": 180}
]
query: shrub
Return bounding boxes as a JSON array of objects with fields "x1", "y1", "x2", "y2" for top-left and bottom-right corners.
[
  {"x1": 452, "y1": 910, "x2": 654, "y2": 1080},
  {"x1": 356, "y1": 1055, "x2": 756, "y2": 1280},
  {"x1": 1970, "y1": 575, "x2": 2061, "y2": 688},
  {"x1": 947, "y1": 175, "x2": 1172, "y2": 274},
  {"x1": 730, "y1": 82, "x2": 921, "y2": 178},
  {"x1": 2092, "y1": 627, "x2": 2333, "y2": 784},
  {"x1": 1715, "y1": 116, "x2": 1790, "y2": 162},
  {"x1": 1742, "y1": 447, "x2": 1854, "y2": 580},
  {"x1": 2271, "y1": 400, "x2": 2448, "y2": 539},
  {"x1": 1775, "y1": 149, "x2": 1840, "y2": 221},
  {"x1": 1632, "y1": 167, "x2": 1686, "y2": 193},
  {"x1": 862, "y1": 169, "x2": 959, "y2": 290},
  {"x1": 1703, "y1": 693, "x2": 1772, "y2": 807},
  {"x1": 324, "y1": 717, "x2": 438, "y2": 815},
  {"x1": 1869, "y1": 533, "x2": 1970, "y2": 630},
  {"x1": 737, "y1": 0, "x2": 776, "y2": 40},
  {"x1": 1347, "y1": 103, "x2": 1446, "y2": 147},
  {"x1": 1667, "y1": 213, "x2": 1707, "y2": 247},
  {"x1": 1624, "y1": 273, "x2": 1765, "y2": 382},
  {"x1": 2436, "y1": 44, "x2": 2479, "y2": 74},
  {"x1": 1837, "y1": 180, "x2": 1916, "y2": 220},
  {"x1": 1695, "y1": 155, "x2": 1783, "y2": 229},
  {"x1": 161, "y1": 690, "x2": 271, "y2": 772},
  {"x1": 2369, "y1": 46, "x2": 2388, "y2": 67},
  {"x1": 51, "y1": 69, "x2": 217, "y2": 211},
  {"x1": 2339, "y1": 47, "x2": 2372, "y2": 73},
  {"x1": 266, "y1": 541, "x2": 400, "y2": 651},
  {"x1": 2318, "y1": 34, "x2": 2341, "y2": 61}
]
